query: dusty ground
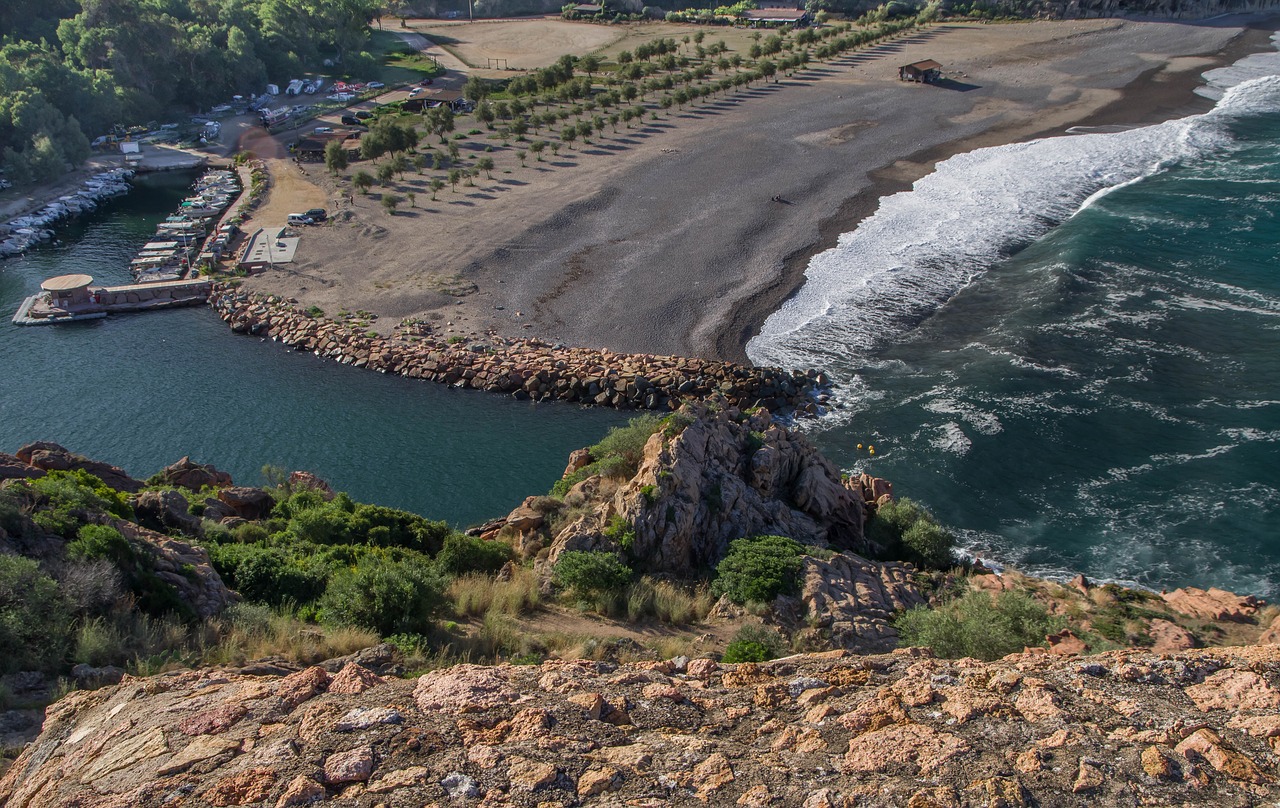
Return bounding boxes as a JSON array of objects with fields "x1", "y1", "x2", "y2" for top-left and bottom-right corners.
[{"x1": 236, "y1": 17, "x2": 1274, "y2": 360}]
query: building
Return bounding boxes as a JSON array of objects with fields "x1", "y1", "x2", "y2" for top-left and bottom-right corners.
[
  {"x1": 420, "y1": 88, "x2": 472, "y2": 112},
  {"x1": 742, "y1": 7, "x2": 811, "y2": 25},
  {"x1": 294, "y1": 130, "x2": 362, "y2": 162},
  {"x1": 899, "y1": 60, "x2": 942, "y2": 83},
  {"x1": 40, "y1": 274, "x2": 95, "y2": 309}
]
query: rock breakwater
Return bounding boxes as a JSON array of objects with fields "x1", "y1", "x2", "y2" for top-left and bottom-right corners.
[{"x1": 210, "y1": 287, "x2": 827, "y2": 412}]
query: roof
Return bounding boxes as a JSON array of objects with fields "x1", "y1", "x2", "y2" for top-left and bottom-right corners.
[
  {"x1": 903, "y1": 60, "x2": 943, "y2": 70},
  {"x1": 423, "y1": 88, "x2": 464, "y2": 102},
  {"x1": 41, "y1": 274, "x2": 94, "y2": 291},
  {"x1": 744, "y1": 8, "x2": 806, "y2": 19},
  {"x1": 572, "y1": 3, "x2": 602, "y2": 10}
]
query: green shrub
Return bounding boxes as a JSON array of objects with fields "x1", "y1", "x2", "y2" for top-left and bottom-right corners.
[
  {"x1": 320, "y1": 556, "x2": 447, "y2": 636},
  {"x1": 602, "y1": 515, "x2": 636, "y2": 551},
  {"x1": 722, "y1": 624, "x2": 785, "y2": 663},
  {"x1": 894, "y1": 589, "x2": 1063, "y2": 661},
  {"x1": 592, "y1": 414, "x2": 661, "y2": 468},
  {"x1": 552, "y1": 551, "x2": 633, "y2": 601},
  {"x1": 67, "y1": 524, "x2": 134, "y2": 564},
  {"x1": 435, "y1": 534, "x2": 512, "y2": 576},
  {"x1": 711, "y1": 535, "x2": 805, "y2": 605},
  {"x1": 0, "y1": 555, "x2": 71, "y2": 673},
  {"x1": 26, "y1": 470, "x2": 133, "y2": 537},
  {"x1": 867, "y1": 498, "x2": 955, "y2": 569}
]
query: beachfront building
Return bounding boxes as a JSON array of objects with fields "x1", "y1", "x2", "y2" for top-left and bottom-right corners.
[{"x1": 899, "y1": 60, "x2": 943, "y2": 83}]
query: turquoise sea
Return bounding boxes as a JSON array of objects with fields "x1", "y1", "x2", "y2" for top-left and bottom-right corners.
[
  {"x1": 0, "y1": 172, "x2": 625, "y2": 527},
  {"x1": 756, "y1": 60, "x2": 1280, "y2": 596}
]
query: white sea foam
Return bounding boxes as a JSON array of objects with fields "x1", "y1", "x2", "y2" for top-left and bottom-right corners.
[
  {"x1": 747, "y1": 76, "x2": 1280, "y2": 375},
  {"x1": 1198, "y1": 32, "x2": 1280, "y2": 100}
]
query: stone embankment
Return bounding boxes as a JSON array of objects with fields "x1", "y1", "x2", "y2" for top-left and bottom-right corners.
[
  {"x1": 6, "y1": 644, "x2": 1280, "y2": 807},
  {"x1": 209, "y1": 287, "x2": 827, "y2": 412}
]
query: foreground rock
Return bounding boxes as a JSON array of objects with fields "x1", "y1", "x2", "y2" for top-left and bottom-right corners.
[{"x1": 4, "y1": 645, "x2": 1280, "y2": 806}]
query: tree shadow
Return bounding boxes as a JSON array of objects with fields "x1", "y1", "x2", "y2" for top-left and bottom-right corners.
[
  {"x1": 500, "y1": 178, "x2": 529, "y2": 185},
  {"x1": 447, "y1": 198, "x2": 476, "y2": 206}
]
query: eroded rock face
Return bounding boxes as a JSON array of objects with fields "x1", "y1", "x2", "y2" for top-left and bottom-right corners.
[
  {"x1": 15, "y1": 442, "x2": 143, "y2": 492},
  {"x1": 544, "y1": 406, "x2": 871, "y2": 574},
  {"x1": 785, "y1": 554, "x2": 927, "y2": 654},
  {"x1": 5, "y1": 645, "x2": 1280, "y2": 807},
  {"x1": 109, "y1": 519, "x2": 238, "y2": 618}
]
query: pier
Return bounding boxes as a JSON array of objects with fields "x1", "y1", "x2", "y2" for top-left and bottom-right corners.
[{"x1": 12, "y1": 275, "x2": 213, "y2": 325}]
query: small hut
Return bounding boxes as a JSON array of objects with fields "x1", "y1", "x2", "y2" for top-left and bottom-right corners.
[
  {"x1": 41, "y1": 274, "x2": 95, "y2": 309},
  {"x1": 899, "y1": 60, "x2": 942, "y2": 83}
]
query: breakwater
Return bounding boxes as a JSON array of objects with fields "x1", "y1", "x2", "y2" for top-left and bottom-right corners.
[{"x1": 210, "y1": 287, "x2": 828, "y2": 412}]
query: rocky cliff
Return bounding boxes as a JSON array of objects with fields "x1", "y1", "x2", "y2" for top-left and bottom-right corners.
[{"x1": 4, "y1": 644, "x2": 1280, "y2": 807}]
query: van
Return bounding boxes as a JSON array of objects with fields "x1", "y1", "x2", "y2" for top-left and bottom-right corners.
[
  {"x1": 287, "y1": 213, "x2": 313, "y2": 226},
  {"x1": 304, "y1": 208, "x2": 327, "y2": 222}
]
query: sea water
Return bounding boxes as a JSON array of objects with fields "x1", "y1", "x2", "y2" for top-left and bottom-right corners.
[
  {"x1": 750, "y1": 55, "x2": 1280, "y2": 596},
  {"x1": 0, "y1": 172, "x2": 626, "y2": 527}
]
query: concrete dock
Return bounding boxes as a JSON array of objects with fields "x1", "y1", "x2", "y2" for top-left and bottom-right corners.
[{"x1": 12, "y1": 277, "x2": 214, "y2": 325}]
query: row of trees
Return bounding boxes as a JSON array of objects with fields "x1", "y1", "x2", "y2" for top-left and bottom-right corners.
[{"x1": 1, "y1": 0, "x2": 381, "y2": 186}]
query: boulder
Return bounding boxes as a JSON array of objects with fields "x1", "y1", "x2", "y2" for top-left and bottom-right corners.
[
  {"x1": 134, "y1": 489, "x2": 201, "y2": 535},
  {"x1": 154, "y1": 456, "x2": 233, "y2": 491},
  {"x1": 287, "y1": 471, "x2": 335, "y2": 500},
  {"x1": 0, "y1": 453, "x2": 42, "y2": 482},
  {"x1": 15, "y1": 442, "x2": 143, "y2": 492},
  {"x1": 1162, "y1": 587, "x2": 1261, "y2": 622},
  {"x1": 217, "y1": 487, "x2": 275, "y2": 520}
]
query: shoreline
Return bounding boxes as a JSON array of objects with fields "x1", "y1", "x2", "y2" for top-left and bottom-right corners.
[{"x1": 715, "y1": 18, "x2": 1280, "y2": 363}]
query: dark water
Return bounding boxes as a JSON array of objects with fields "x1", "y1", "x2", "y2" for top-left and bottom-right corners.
[
  {"x1": 758, "y1": 77, "x2": 1280, "y2": 596},
  {"x1": 0, "y1": 172, "x2": 626, "y2": 527}
]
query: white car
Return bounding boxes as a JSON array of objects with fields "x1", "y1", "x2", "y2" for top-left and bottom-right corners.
[
  {"x1": 313, "y1": 126, "x2": 334, "y2": 134},
  {"x1": 367, "y1": 81, "x2": 385, "y2": 89},
  {"x1": 409, "y1": 88, "x2": 423, "y2": 97}
]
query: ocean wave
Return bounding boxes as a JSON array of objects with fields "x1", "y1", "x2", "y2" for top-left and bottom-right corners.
[{"x1": 747, "y1": 76, "x2": 1280, "y2": 375}]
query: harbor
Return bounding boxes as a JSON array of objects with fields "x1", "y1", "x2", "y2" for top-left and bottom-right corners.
[{"x1": 11, "y1": 168, "x2": 243, "y2": 325}]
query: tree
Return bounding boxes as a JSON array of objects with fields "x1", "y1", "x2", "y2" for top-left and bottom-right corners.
[
  {"x1": 406, "y1": 191, "x2": 415, "y2": 207},
  {"x1": 516, "y1": 149, "x2": 527, "y2": 166},
  {"x1": 324, "y1": 140, "x2": 348, "y2": 174},
  {"x1": 424, "y1": 106, "x2": 454, "y2": 143},
  {"x1": 381, "y1": 193, "x2": 402, "y2": 214},
  {"x1": 352, "y1": 170, "x2": 374, "y2": 194},
  {"x1": 447, "y1": 167, "x2": 461, "y2": 191},
  {"x1": 580, "y1": 54, "x2": 601, "y2": 77},
  {"x1": 712, "y1": 535, "x2": 805, "y2": 605},
  {"x1": 529, "y1": 140, "x2": 546, "y2": 161},
  {"x1": 760, "y1": 59, "x2": 778, "y2": 83},
  {"x1": 376, "y1": 162, "x2": 394, "y2": 184},
  {"x1": 413, "y1": 153, "x2": 427, "y2": 173},
  {"x1": 560, "y1": 127, "x2": 577, "y2": 149},
  {"x1": 475, "y1": 100, "x2": 495, "y2": 129},
  {"x1": 463, "y1": 76, "x2": 491, "y2": 102},
  {"x1": 430, "y1": 177, "x2": 444, "y2": 199},
  {"x1": 475, "y1": 156, "x2": 495, "y2": 178}
]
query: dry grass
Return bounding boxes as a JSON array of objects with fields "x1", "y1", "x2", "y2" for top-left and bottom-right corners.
[
  {"x1": 202, "y1": 604, "x2": 380, "y2": 668},
  {"x1": 447, "y1": 566, "x2": 542, "y2": 618}
]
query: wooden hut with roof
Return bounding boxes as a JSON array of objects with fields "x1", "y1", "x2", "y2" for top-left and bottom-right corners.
[{"x1": 899, "y1": 60, "x2": 942, "y2": 83}]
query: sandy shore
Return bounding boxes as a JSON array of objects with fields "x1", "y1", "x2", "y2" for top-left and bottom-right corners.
[{"x1": 241, "y1": 16, "x2": 1278, "y2": 365}]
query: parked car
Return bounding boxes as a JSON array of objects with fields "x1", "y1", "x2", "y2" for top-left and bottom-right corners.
[
  {"x1": 367, "y1": 81, "x2": 385, "y2": 89},
  {"x1": 354, "y1": 110, "x2": 373, "y2": 120},
  {"x1": 409, "y1": 88, "x2": 423, "y2": 97},
  {"x1": 313, "y1": 126, "x2": 334, "y2": 134},
  {"x1": 341, "y1": 115, "x2": 360, "y2": 126},
  {"x1": 419, "y1": 78, "x2": 434, "y2": 86},
  {"x1": 305, "y1": 208, "x2": 328, "y2": 222}
]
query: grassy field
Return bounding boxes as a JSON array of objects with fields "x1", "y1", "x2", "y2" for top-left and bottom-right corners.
[
  {"x1": 406, "y1": 18, "x2": 773, "y2": 72},
  {"x1": 369, "y1": 29, "x2": 447, "y2": 85}
]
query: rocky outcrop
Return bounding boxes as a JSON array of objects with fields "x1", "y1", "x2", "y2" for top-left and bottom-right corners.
[
  {"x1": 5, "y1": 645, "x2": 1280, "y2": 807},
  {"x1": 528, "y1": 406, "x2": 875, "y2": 574},
  {"x1": 14, "y1": 442, "x2": 143, "y2": 492},
  {"x1": 0, "y1": 452, "x2": 44, "y2": 482},
  {"x1": 152, "y1": 456, "x2": 232, "y2": 491},
  {"x1": 210, "y1": 288, "x2": 826, "y2": 413},
  {"x1": 782, "y1": 554, "x2": 928, "y2": 654},
  {"x1": 1163, "y1": 586, "x2": 1263, "y2": 622},
  {"x1": 133, "y1": 489, "x2": 201, "y2": 536},
  {"x1": 110, "y1": 519, "x2": 239, "y2": 618}
]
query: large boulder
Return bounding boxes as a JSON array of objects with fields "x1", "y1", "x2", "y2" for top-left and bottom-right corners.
[
  {"x1": 217, "y1": 487, "x2": 276, "y2": 521},
  {"x1": 153, "y1": 456, "x2": 233, "y2": 491},
  {"x1": 0, "y1": 453, "x2": 43, "y2": 482},
  {"x1": 133, "y1": 489, "x2": 201, "y2": 536},
  {"x1": 15, "y1": 442, "x2": 143, "y2": 493}
]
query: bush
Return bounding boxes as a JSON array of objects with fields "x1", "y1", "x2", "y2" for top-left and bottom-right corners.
[
  {"x1": 67, "y1": 524, "x2": 134, "y2": 564},
  {"x1": 722, "y1": 624, "x2": 785, "y2": 663},
  {"x1": 894, "y1": 589, "x2": 1063, "y2": 661},
  {"x1": 552, "y1": 550, "x2": 633, "y2": 601},
  {"x1": 26, "y1": 470, "x2": 133, "y2": 537},
  {"x1": 867, "y1": 498, "x2": 955, "y2": 569},
  {"x1": 436, "y1": 534, "x2": 512, "y2": 576},
  {"x1": 320, "y1": 556, "x2": 447, "y2": 636},
  {"x1": 712, "y1": 535, "x2": 805, "y2": 605},
  {"x1": 0, "y1": 555, "x2": 71, "y2": 673}
]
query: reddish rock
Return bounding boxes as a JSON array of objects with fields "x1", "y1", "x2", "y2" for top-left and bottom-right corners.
[
  {"x1": 842, "y1": 724, "x2": 970, "y2": 775},
  {"x1": 287, "y1": 471, "x2": 335, "y2": 500},
  {"x1": 1260, "y1": 613, "x2": 1280, "y2": 645},
  {"x1": 156, "y1": 456, "x2": 233, "y2": 491},
  {"x1": 324, "y1": 746, "x2": 374, "y2": 784},
  {"x1": 1141, "y1": 745, "x2": 1176, "y2": 780},
  {"x1": 507, "y1": 756, "x2": 558, "y2": 791},
  {"x1": 1072, "y1": 759, "x2": 1105, "y2": 793},
  {"x1": 1045, "y1": 629, "x2": 1089, "y2": 655},
  {"x1": 275, "y1": 774, "x2": 325, "y2": 807},
  {"x1": 276, "y1": 666, "x2": 329, "y2": 709},
  {"x1": 178, "y1": 704, "x2": 247, "y2": 736},
  {"x1": 414, "y1": 664, "x2": 522, "y2": 713},
  {"x1": 576, "y1": 765, "x2": 621, "y2": 799},
  {"x1": 1162, "y1": 587, "x2": 1261, "y2": 622},
  {"x1": 685, "y1": 658, "x2": 718, "y2": 679},
  {"x1": 203, "y1": 768, "x2": 277, "y2": 806},
  {"x1": 1185, "y1": 668, "x2": 1280, "y2": 712},
  {"x1": 1148, "y1": 619, "x2": 1198, "y2": 653},
  {"x1": 838, "y1": 692, "x2": 908, "y2": 735},
  {"x1": 327, "y1": 662, "x2": 385, "y2": 695},
  {"x1": 1175, "y1": 728, "x2": 1271, "y2": 784},
  {"x1": 16, "y1": 441, "x2": 143, "y2": 492},
  {"x1": 563, "y1": 448, "x2": 592, "y2": 478},
  {"x1": 0, "y1": 452, "x2": 42, "y2": 482},
  {"x1": 693, "y1": 752, "x2": 735, "y2": 800},
  {"x1": 505, "y1": 707, "x2": 552, "y2": 741},
  {"x1": 1015, "y1": 686, "x2": 1062, "y2": 722}
]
